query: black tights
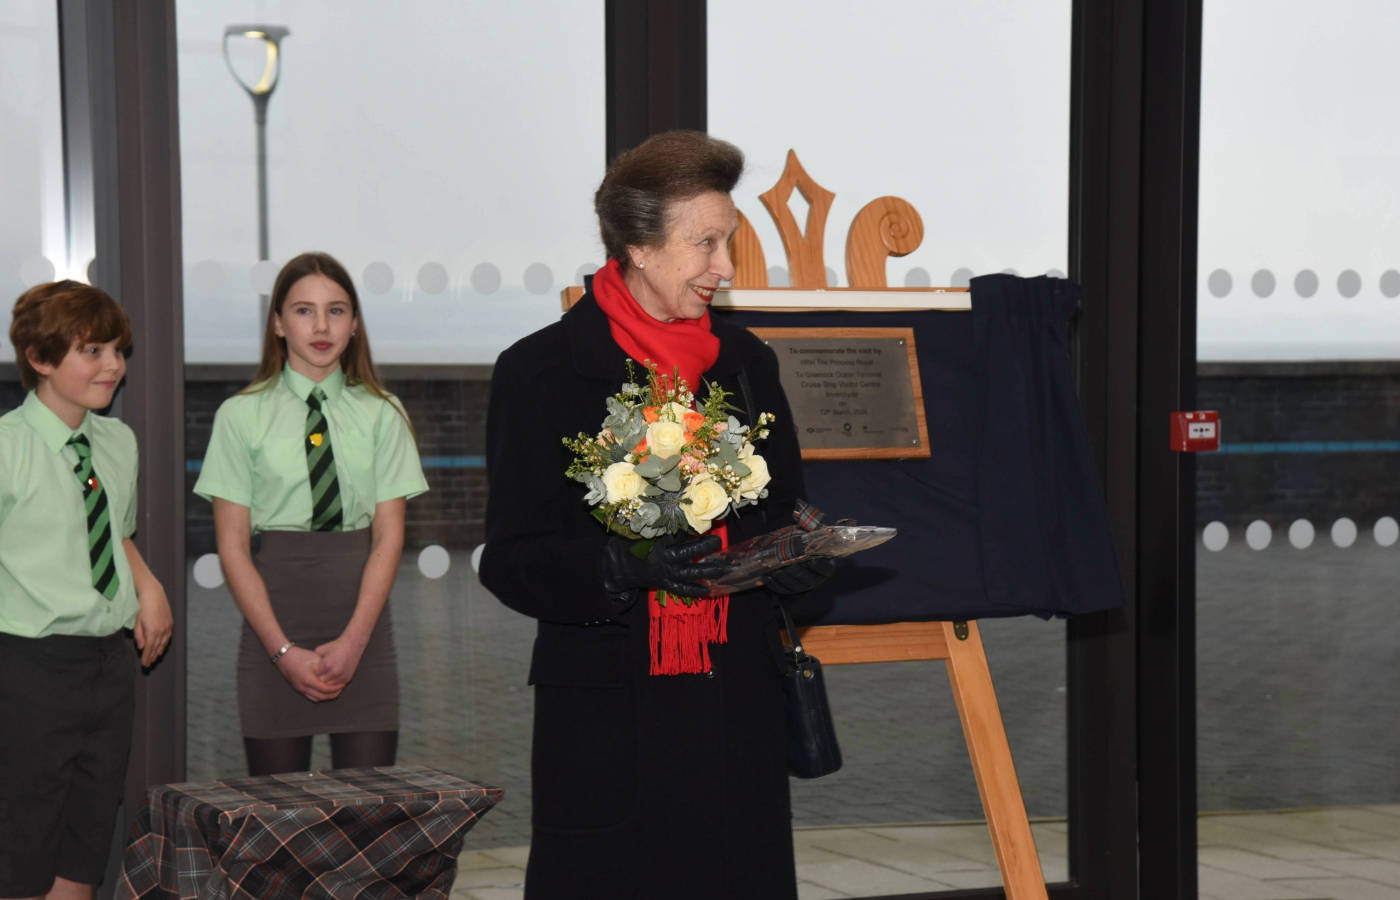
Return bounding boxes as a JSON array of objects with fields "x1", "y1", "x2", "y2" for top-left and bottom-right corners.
[{"x1": 243, "y1": 730, "x2": 399, "y2": 776}]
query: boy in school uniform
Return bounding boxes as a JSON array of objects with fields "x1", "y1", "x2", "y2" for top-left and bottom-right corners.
[{"x1": 0, "y1": 281, "x2": 172, "y2": 900}]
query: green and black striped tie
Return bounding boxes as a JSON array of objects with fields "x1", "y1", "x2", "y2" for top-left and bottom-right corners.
[
  {"x1": 305, "y1": 387, "x2": 344, "y2": 532},
  {"x1": 68, "y1": 434, "x2": 120, "y2": 601}
]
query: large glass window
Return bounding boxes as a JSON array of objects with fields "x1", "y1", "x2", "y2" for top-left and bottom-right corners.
[
  {"x1": 0, "y1": 0, "x2": 66, "y2": 369},
  {"x1": 178, "y1": 0, "x2": 603, "y2": 856},
  {"x1": 710, "y1": 2, "x2": 1073, "y2": 894},
  {"x1": 1197, "y1": 3, "x2": 1400, "y2": 896}
]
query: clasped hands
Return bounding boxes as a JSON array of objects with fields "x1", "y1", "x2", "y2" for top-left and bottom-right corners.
[{"x1": 275, "y1": 634, "x2": 367, "y2": 703}]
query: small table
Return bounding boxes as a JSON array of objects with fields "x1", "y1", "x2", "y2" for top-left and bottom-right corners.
[{"x1": 116, "y1": 766, "x2": 503, "y2": 900}]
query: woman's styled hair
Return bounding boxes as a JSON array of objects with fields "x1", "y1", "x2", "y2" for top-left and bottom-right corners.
[
  {"x1": 594, "y1": 130, "x2": 744, "y2": 271},
  {"x1": 244, "y1": 252, "x2": 399, "y2": 410},
  {"x1": 9, "y1": 281, "x2": 133, "y2": 390}
]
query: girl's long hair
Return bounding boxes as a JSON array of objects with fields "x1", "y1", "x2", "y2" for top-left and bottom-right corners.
[{"x1": 243, "y1": 252, "x2": 412, "y2": 435}]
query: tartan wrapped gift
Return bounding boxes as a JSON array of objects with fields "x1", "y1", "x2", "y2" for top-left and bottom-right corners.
[{"x1": 116, "y1": 766, "x2": 503, "y2": 900}]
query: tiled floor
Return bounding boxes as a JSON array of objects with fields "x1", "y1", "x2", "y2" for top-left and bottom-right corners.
[{"x1": 448, "y1": 806, "x2": 1400, "y2": 900}]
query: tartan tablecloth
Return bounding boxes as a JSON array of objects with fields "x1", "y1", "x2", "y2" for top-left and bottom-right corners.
[{"x1": 115, "y1": 766, "x2": 503, "y2": 900}]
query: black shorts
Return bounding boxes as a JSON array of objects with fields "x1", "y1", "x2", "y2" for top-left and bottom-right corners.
[{"x1": 0, "y1": 630, "x2": 135, "y2": 896}]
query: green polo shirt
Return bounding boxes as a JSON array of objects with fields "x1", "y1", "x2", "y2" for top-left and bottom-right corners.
[
  {"x1": 0, "y1": 391, "x2": 140, "y2": 638},
  {"x1": 194, "y1": 365, "x2": 428, "y2": 532}
]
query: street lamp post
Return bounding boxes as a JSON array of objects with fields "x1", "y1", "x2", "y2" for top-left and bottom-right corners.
[{"x1": 223, "y1": 25, "x2": 289, "y2": 323}]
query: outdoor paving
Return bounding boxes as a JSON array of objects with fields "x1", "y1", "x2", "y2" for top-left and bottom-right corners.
[
  {"x1": 449, "y1": 808, "x2": 1400, "y2": 900},
  {"x1": 186, "y1": 537, "x2": 1400, "y2": 874}
]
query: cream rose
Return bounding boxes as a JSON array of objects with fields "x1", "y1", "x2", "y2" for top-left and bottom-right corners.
[
  {"x1": 735, "y1": 452, "x2": 771, "y2": 500},
  {"x1": 682, "y1": 474, "x2": 730, "y2": 533},
  {"x1": 646, "y1": 419, "x2": 687, "y2": 461},
  {"x1": 602, "y1": 461, "x2": 645, "y2": 503},
  {"x1": 660, "y1": 401, "x2": 690, "y2": 423}
]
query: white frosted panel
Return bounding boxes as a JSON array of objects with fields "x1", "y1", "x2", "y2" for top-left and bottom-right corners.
[
  {"x1": 177, "y1": 0, "x2": 604, "y2": 363},
  {"x1": 0, "y1": 1, "x2": 65, "y2": 363},
  {"x1": 708, "y1": 1, "x2": 1071, "y2": 291},
  {"x1": 1199, "y1": 1, "x2": 1400, "y2": 360}
]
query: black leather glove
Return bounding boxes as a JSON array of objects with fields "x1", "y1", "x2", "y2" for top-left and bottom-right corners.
[
  {"x1": 599, "y1": 533, "x2": 730, "y2": 601},
  {"x1": 765, "y1": 556, "x2": 836, "y2": 596}
]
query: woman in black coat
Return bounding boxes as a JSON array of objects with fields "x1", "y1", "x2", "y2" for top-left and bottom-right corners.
[{"x1": 479, "y1": 132, "x2": 834, "y2": 899}]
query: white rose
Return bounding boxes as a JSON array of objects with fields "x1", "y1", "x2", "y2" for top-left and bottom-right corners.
[
  {"x1": 646, "y1": 419, "x2": 688, "y2": 460},
  {"x1": 737, "y1": 441, "x2": 755, "y2": 459},
  {"x1": 736, "y1": 452, "x2": 771, "y2": 500},
  {"x1": 682, "y1": 474, "x2": 731, "y2": 533},
  {"x1": 659, "y1": 401, "x2": 690, "y2": 423},
  {"x1": 602, "y1": 462, "x2": 645, "y2": 503}
]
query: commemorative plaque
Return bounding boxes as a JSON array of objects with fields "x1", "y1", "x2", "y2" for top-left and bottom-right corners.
[{"x1": 748, "y1": 327, "x2": 930, "y2": 459}]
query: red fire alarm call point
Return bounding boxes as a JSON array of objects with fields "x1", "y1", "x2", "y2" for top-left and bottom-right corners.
[{"x1": 1170, "y1": 411, "x2": 1220, "y2": 452}]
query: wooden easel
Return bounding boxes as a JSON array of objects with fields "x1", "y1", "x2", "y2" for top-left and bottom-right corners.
[{"x1": 563, "y1": 151, "x2": 1049, "y2": 900}]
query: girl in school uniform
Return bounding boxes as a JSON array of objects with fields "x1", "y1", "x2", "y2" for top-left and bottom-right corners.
[{"x1": 195, "y1": 252, "x2": 428, "y2": 776}]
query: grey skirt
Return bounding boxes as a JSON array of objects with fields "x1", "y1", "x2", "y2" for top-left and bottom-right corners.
[{"x1": 238, "y1": 528, "x2": 399, "y2": 739}]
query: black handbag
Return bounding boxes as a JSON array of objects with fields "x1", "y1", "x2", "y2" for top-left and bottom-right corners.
[{"x1": 778, "y1": 601, "x2": 843, "y2": 779}]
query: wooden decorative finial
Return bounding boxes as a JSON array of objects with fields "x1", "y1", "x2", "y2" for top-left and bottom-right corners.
[
  {"x1": 729, "y1": 210, "x2": 769, "y2": 287},
  {"x1": 845, "y1": 196, "x2": 925, "y2": 288},
  {"x1": 758, "y1": 150, "x2": 836, "y2": 288}
]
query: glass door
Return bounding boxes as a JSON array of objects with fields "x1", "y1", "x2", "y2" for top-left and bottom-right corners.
[
  {"x1": 709, "y1": 2, "x2": 1075, "y2": 894},
  {"x1": 175, "y1": 0, "x2": 604, "y2": 865},
  {"x1": 1196, "y1": 3, "x2": 1400, "y2": 898}
]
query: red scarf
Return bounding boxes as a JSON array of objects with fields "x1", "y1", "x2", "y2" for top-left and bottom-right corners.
[{"x1": 592, "y1": 258, "x2": 730, "y2": 676}]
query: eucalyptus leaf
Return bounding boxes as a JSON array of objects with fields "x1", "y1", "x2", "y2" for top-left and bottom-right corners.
[
  {"x1": 657, "y1": 455, "x2": 681, "y2": 474},
  {"x1": 730, "y1": 459, "x2": 751, "y2": 477},
  {"x1": 634, "y1": 457, "x2": 664, "y2": 478},
  {"x1": 642, "y1": 484, "x2": 663, "y2": 497},
  {"x1": 657, "y1": 468, "x2": 682, "y2": 492}
]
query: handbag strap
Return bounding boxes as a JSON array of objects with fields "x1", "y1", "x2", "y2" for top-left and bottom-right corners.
[{"x1": 777, "y1": 601, "x2": 809, "y2": 663}]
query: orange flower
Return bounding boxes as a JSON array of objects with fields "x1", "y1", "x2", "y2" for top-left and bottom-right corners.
[
  {"x1": 683, "y1": 411, "x2": 705, "y2": 432},
  {"x1": 643, "y1": 406, "x2": 659, "y2": 423},
  {"x1": 633, "y1": 439, "x2": 649, "y2": 458},
  {"x1": 683, "y1": 432, "x2": 694, "y2": 444}
]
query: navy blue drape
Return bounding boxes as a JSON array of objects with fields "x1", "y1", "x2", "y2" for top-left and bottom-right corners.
[{"x1": 716, "y1": 274, "x2": 1125, "y2": 624}]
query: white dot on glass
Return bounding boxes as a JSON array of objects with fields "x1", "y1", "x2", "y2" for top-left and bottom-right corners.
[
  {"x1": 766, "y1": 266, "x2": 790, "y2": 287},
  {"x1": 1294, "y1": 269, "x2": 1319, "y2": 298},
  {"x1": 1374, "y1": 516, "x2": 1399, "y2": 547},
  {"x1": 1337, "y1": 269, "x2": 1362, "y2": 298},
  {"x1": 417, "y1": 262, "x2": 449, "y2": 295},
  {"x1": 576, "y1": 263, "x2": 599, "y2": 286},
  {"x1": 192, "y1": 553, "x2": 225, "y2": 589},
  {"x1": 418, "y1": 545, "x2": 451, "y2": 579},
  {"x1": 1251, "y1": 269, "x2": 1276, "y2": 298},
  {"x1": 1208, "y1": 269, "x2": 1232, "y2": 297},
  {"x1": 1287, "y1": 519, "x2": 1314, "y2": 549},
  {"x1": 904, "y1": 267, "x2": 931, "y2": 288},
  {"x1": 249, "y1": 260, "x2": 280, "y2": 295},
  {"x1": 523, "y1": 263, "x2": 554, "y2": 295},
  {"x1": 1331, "y1": 517, "x2": 1357, "y2": 548},
  {"x1": 190, "y1": 260, "x2": 224, "y2": 295},
  {"x1": 1202, "y1": 521, "x2": 1229, "y2": 552},
  {"x1": 1380, "y1": 270, "x2": 1400, "y2": 299},
  {"x1": 471, "y1": 262, "x2": 501, "y2": 295},
  {"x1": 19, "y1": 255, "x2": 56, "y2": 287},
  {"x1": 1245, "y1": 520, "x2": 1272, "y2": 550},
  {"x1": 363, "y1": 262, "x2": 394, "y2": 295},
  {"x1": 950, "y1": 268, "x2": 975, "y2": 288},
  {"x1": 471, "y1": 543, "x2": 486, "y2": 574}
]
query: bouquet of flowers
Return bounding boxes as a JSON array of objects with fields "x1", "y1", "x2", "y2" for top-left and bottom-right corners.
[{"x1": 564, "y1": 361, "x2": 773, "y2": 604}]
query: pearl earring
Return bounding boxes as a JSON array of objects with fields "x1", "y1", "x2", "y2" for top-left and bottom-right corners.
[{"x1": 638, "y1": 263, "x2": 645, "y2": 269}]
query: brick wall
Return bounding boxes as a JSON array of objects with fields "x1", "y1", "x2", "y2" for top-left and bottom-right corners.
[
  {"x1": 1196, "y1": 362, "x2": 1400, "y2": 528},
  {"x1": 5, "y1": 361, "x2": 1400, "y2": 551}
]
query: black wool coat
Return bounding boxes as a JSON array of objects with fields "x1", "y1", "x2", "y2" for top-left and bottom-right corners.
[{"x1": 479, "y1": 292, "x2": 805, "y2": 900}]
